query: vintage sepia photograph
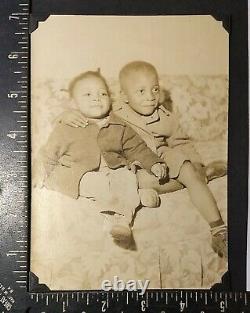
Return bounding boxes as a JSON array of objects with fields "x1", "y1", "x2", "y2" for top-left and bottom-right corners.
[{"x1": 31, "y1": 15, "x2": 228, "y2": 290}]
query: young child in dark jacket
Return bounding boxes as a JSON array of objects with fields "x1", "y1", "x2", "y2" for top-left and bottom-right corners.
[{"x1": 35, "y1": 70, "x2": 168, "y2": 247}]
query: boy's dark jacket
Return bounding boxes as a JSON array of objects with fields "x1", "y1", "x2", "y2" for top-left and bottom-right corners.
[{"x1": 40, "y1": 112, "x2": 163, "y2": 198}]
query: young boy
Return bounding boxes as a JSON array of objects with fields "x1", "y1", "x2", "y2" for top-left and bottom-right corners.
[
  {"x1": 35, "y1": 70, "x2": 168, "y2": 246},
  {"x1": 117, "y1": 61, "x2": 227, "y2": 258}
]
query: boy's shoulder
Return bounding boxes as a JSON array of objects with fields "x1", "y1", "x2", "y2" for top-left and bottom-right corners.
[
  {"x1": 108, "y1": 112, "x2": 127, "y2": 127},
  {"x1": 51, "y1": 123, "x2": 81, "y2": 135},
  {"x1": 50, "y1": 122, "x2": 98, "y2": 139}
]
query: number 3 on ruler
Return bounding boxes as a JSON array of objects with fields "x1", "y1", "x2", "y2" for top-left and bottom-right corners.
[{"x1": 141, "y1": 300, "x2": 146, "y2": 311}]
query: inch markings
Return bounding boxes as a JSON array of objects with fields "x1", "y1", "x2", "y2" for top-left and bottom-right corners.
[
  {"x1": 3, "y1": 1, "x2": 250, "y2": 312},
  {"x1": 6, "y1": 0, "x2": 29, "y2": 291},
  {"x1": 28, "y1": 291, "x2": 250, "y2": 312}
]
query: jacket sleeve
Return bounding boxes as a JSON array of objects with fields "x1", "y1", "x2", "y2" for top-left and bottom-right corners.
[
  {"x1": 122, "y1": 125, "x2": 164, "y2": 172},
  {"x1": 38, "y1": 125, "x2": 69, "y2": 178},
  {"x1": 166, "y1": 113, "x2": 203, "y2": 165}
]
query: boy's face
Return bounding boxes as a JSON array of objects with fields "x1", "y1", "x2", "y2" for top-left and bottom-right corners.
[
  {"x1": 72, "y1": 77, "x2": 111, "y2": 119},
  {"x1": 123, "y1": 70, "x2": 160, "y2": 116}
]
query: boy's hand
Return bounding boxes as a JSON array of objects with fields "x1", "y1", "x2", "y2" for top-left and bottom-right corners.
[
  {"x1": 151, "y1": 163, "x2": 169, "y2": 180},
  {"x1": 57, "y1": 110, "x2": 88, "y2": 128}
]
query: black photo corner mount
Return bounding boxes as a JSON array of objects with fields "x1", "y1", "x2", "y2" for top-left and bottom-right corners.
[
  {"x1": 212, "y1": 14, "x2": 231, "y2": 33},
  {"x1": 29, "y1": 14, "x2": 50, "y2": 33},
  {"x1": 28, "y1": 0, "x2": 248, "y2": 293},
  {"x1": 211, "y1": 272, "x2": 231, "y2": 291},
  {"x1": 29, "y1": 272, "x2": 51, "y2": 292}
]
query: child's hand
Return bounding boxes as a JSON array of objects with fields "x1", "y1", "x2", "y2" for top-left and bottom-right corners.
[
  {"x1": 57, "y1": 110, "x2": 89, "y2": 128},
  {"x1": 151, "y1": 163, "x2": 169, "y2": 180}
]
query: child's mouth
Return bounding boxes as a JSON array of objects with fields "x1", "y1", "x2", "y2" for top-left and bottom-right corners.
[
  {"x1": 142, "y1": 104, "x2": 156, "y2": 108},
  {"x1": 91, "y1": 105, "x2": 104, "y2": 108}
]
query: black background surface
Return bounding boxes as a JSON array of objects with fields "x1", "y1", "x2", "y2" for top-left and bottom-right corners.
[
  {"x1": 0, "y1": 1, "x2": 248, "y2": 303},
  {"x1": 30, "y1": 0, "x2": 248, "y2": 291}
]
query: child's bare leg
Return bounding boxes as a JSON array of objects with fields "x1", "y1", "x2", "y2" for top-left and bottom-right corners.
[
  {"x1": 177, "y1": 161, "x2": 222, "y2": 223},
  {"x1": 177, "y1": 161, "x2": 227, "y2": 257}
]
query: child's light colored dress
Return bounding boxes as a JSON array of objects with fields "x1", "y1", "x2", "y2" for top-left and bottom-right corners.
[{"x1": 80, "y1": 156, "x2": 140, "y2": 220}]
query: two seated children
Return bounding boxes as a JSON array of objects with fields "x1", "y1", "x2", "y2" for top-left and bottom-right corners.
[{"x1": 36, "y1": 61, "x2": 227, "y2": 258}]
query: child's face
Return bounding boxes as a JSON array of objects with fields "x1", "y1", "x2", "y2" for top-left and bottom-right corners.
[
  {"x1": 72, "y1": 77, "x2": 111, "y2": 119},
  {"x1": 123, "y1": 70, "x2": 160, "y2": 116}
]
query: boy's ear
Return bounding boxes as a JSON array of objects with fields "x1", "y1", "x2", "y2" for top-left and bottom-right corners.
[
  {"x1": 120, "y1": 90, "x2": 129, "y2": 104},
  {"x1": 159, "y1": 87, "x2": 166, "y2": 104}
]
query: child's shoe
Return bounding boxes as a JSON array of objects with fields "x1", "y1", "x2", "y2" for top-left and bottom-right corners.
[
  {"x1": 110, "y1": 219, "x2": 132, "y2": 242},
  {"x1": 205, "y1": 161, "x2": 227, "y2": 182},
  {"x1": 139, "y1": 188, "x2": 160, "y2": 207},
  {"x1": 211, "y1": 225, "x2": 228, "y2": 258},
  {"x1": 103, "y1": 213, "x2": 132, "y2": 242}
]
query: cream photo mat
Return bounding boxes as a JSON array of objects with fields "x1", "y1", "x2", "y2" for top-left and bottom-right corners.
[{"x1": 30, "y1": 15, "x2": 228, "y2": 290}]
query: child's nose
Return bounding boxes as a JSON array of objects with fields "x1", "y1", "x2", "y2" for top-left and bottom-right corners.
[
  {"x1": 93, "y1": 94, "x2": 101, "y2": 101},
  {"x1": 146, "y1": 91, "x2": 155, "y2": 101}
]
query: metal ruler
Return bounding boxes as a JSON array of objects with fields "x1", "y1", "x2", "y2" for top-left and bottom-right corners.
[{"x1": 0, "y1": 0, "x2": 249, "y2": 312}]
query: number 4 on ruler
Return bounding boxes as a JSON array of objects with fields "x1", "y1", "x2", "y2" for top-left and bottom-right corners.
[{"x1": 7, "y1": 133, "x2": 17, "y2": 139}]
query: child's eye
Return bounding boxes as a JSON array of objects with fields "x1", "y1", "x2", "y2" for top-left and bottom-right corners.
[
  {"x1": 152, "y1": 86, "x2": 159, "y2": 93},
  {"x1": 83, "y1": 93, "x2": 91, "y2": 96},
  {"x1": 139, "y1": 89, "x2": 145, "y2": 95},
  {"x1": 101, "y1": 92, "x2": 108, "y2": 96}
]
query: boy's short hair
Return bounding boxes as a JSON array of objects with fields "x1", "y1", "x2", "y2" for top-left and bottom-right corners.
[
  {"x1": 119, "y1": 61, "x2": 158, "y2": 90},
  {"x1": 68, "y1": 69, "x2": 109, "y2": 98}
]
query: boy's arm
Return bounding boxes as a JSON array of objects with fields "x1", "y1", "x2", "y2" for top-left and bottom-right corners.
[
  {"x1": 122, "y1": 125, "x2": 165, "y2": 173},
  {"x1": 164, "y1": 110, "x2": 203, "y2": 165},
  {"x1": 167, "y1": 125, "x2": 203, "y2": 164},
  {"x1": 54, "y1": 109, "x2": 88, "y2": 128}
]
